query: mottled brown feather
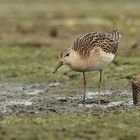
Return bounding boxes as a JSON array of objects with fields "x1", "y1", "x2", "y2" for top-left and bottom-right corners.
[{"x1": 71, "y1": 30, "x2": 121, "y2": 57}]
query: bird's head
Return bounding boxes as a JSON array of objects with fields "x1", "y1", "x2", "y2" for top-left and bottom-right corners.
[{"x1": 53, "y1": 48, "x2": 74, "y2": 73}]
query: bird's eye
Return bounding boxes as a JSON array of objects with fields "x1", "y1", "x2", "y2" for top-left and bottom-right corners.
[{"x1": 65, "y1": 53, "x2": 70, "y2": 57}]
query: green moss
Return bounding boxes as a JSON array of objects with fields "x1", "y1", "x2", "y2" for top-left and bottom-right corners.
[{"x1": 0, "y1": 112, "x2": 140, "y2": 140}]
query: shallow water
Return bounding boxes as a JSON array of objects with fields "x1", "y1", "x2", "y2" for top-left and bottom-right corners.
[{"x1": 86, "y1": 90, "x2": 112, "y2": 99}]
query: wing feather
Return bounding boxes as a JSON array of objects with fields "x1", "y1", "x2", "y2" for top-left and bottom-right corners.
[{"x1": 71, "y1": 30, "x2": 121, "y2": 55}]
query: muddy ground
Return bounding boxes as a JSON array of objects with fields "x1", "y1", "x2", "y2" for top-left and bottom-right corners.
[{"x1": 0, "y1": 82, "x2": 134, "y2": 115}]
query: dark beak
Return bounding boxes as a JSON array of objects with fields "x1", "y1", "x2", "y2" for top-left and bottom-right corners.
[{"x1": 53, "y1": 61, "x2": 63, "y2": 73}]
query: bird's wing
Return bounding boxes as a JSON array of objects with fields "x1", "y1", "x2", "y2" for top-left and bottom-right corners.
[
  {"x1": 101, "y1": 29, "x2": 121, "y2": 42},
  {"x1": 71, "y1": 30, "x2": 121, "y2": 55}
]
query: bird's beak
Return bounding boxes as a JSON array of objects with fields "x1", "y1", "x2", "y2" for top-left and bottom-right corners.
[{"x1": 53, "y1": 61, "x2": 63, "y2": 73}]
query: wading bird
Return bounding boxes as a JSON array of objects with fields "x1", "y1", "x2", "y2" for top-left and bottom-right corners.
[{"x1": 53, "y1": 30, "x2": 121, "y2": 105}]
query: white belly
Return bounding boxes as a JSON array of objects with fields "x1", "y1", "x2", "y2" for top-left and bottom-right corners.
[{"x1": 87, "y1": 51, "x2": 115, "y2": 71}]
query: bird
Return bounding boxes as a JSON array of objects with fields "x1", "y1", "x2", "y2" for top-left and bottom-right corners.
[{"x1": 53, "y1": 29, "x2": 121, "y2": 105}]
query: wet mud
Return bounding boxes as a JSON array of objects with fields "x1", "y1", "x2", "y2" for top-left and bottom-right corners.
[{"x1": 0, "y1": 82, "x2": 135, "y2": 115}]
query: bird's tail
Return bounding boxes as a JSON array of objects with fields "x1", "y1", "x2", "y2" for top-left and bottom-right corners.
[{"x1": 105, "y1": 29, "x2": 121, "y2": 41}]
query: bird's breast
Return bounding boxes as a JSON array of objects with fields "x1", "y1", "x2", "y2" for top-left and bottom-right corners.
[{"x1": 68, "y1": 50, "x2": 114, "y2": 72}]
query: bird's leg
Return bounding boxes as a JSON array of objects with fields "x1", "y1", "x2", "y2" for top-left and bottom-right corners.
[
  {"x1": 82, "y1": 72, "x2": 86, "y2": 106},
  {"x1": 98, "y1": 70, "x2": 102, "y2": 105}
]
